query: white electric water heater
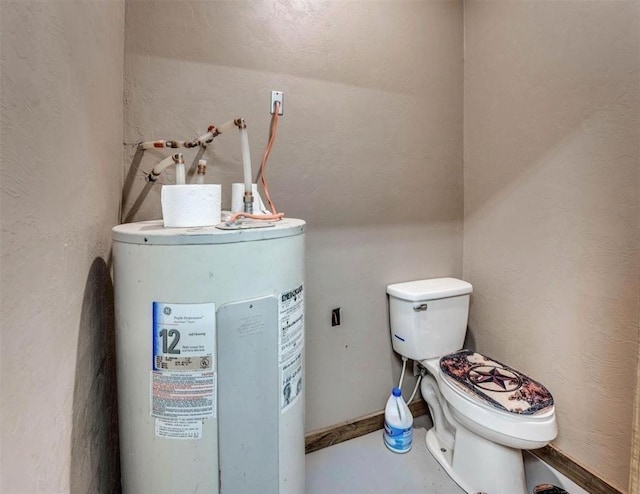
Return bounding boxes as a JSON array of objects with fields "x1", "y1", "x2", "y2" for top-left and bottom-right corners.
[{"x1": 112, "y1": 218, "x2": 305, "y2": 494}]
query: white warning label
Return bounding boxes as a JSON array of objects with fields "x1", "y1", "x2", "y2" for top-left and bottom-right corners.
[
  {"x1": 281, "y1": 352, "x2": 303, "y2": 414},
  {"x1": 155, "y1": 419, "x2": 202, "y2": 440},
  {"x1": 278, "y1": 284, "x2": 304, "y2": 363},
  {"x1": 151, "y1": 371, "x2": 216, "y2": 420}
]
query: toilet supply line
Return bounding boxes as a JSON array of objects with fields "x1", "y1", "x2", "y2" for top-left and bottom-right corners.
[
  {"x1": 401, "y1": 360, "x2": 456, "y2": 446},
  {"x1": 398, "y1": 356, "x2": 408, "y2": 389},
  {"x1": 396, "y1": 355, "x2": 421, "y2": 405},
  {"x1": 407, "y1": 375, "x2": 422, "y2": 403}
]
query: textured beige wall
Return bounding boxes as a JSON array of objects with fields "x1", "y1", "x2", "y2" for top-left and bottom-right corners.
[
  {"x1": 0, "y1": 2, "x2": 124, "y2": 493},
  {"x1": 123, "y1": 0, "x2": 464, "y2": 430},
  {"x1": 463, "y1": 1, "x2": 640, "y2": 491},
  {"x1": 1, "y1": 0, "x2": 637, "y2": 491}
]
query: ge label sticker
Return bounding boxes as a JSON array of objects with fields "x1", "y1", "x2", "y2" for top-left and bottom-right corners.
[
  {"x1": 151, "y1": 302, "x2": 217, "y2": 421},
  {"x1": 152, "y1": 302, "x2": 215, "y2": 371}
]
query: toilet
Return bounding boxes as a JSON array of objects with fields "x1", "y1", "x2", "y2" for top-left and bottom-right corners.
[{"x1": 387, "y1": 278, "x2": 557, "y2": 494}]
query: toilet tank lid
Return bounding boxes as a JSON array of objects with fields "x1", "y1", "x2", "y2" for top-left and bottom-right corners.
[{"x1": 387, "y1": 278, "x2": 473, "y2": 301}]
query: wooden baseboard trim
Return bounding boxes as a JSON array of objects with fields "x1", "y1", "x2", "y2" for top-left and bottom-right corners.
[
  {"x1": 305, "y1": 400, "x2": 428, "y2": 454},
  {"x1": 530, "y1": 444, "x2": 623, "y2": 494},
  {"x1": 306, "y1": 405, "x2": 622, "y2": 494}
]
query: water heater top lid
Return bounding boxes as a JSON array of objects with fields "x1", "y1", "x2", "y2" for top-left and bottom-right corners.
[
  {"x1": 112, "y1": 218, "x2": 305, "y2": 246},
  {"x1": 386, "y1": 277, "x2": 472, "y2": 302}
]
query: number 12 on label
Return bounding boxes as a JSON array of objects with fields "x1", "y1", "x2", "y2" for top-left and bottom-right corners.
[{"x1": 159, "y1": 328, "x2": 181, "y2": 354}]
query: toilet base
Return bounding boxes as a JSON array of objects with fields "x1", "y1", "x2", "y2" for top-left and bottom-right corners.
[
  {"x1": 425, "y1": 426, "x2": 527, "y2": 494},
  {"x1": 426, "y1": 429, "x2": 473, "y2": 493}
]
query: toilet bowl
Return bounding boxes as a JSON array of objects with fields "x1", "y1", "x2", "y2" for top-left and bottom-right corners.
[
  {"x1": 420, "y1": 355, "x2": 557, "y2": 494},
  {"x1": 387, "y1": 278, "x2": 557, "y2": 494}
]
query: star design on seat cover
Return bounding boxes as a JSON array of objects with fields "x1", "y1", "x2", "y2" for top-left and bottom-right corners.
[{"x1": 468, "y1": 365, "x2": 522, "y2": 392}]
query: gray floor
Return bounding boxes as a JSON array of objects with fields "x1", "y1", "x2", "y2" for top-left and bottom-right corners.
[
  {"x1": 306, "y1": 416, "x2": 588, "y2": 494},
  {"x1": 306, "y1": 416, "x2": 464, "y2": 494}
]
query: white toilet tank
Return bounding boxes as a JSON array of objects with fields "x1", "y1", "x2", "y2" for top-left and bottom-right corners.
[{"x1": 387, "y1": 278, "x2": 473, "y2": 361}]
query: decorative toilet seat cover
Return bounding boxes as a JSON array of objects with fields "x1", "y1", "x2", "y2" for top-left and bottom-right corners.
[{"x1": 439, "y1": 349, "x2": 554, "y2": 416}]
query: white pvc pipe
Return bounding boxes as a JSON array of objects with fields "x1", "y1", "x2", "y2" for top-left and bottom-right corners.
[
  {"x1": 217, "y1": 119, "x2": 237, "y2": 135},
  {"x1": 151, "y1": 155, "x2": 177, "y2": 176},
  {"x1": 239, "y1": 127, "x2": 252, "y2": 195},
  {"x1": 196, "y1": 159, "x2": 206, "y2": 184},
  {"x1": 139, "y1": 140, "x2": 187, "y2": 150},
  {"x1": 175, "y1": 161, "x2": 186, "y2": 185},
  {"x1": 150, "y1": 154, "x2": 184, "y2": 182},
  {"x1": 148, "y1": 153, "x2": 185, "y2": 184},
  {"x1": 196, "y1": 131, "x2": 213, "y2": 145}
]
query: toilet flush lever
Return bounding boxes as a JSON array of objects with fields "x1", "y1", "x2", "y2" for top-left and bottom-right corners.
[{"x1": 413, "y1": 304, "x2": 428, "y2": 311}]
